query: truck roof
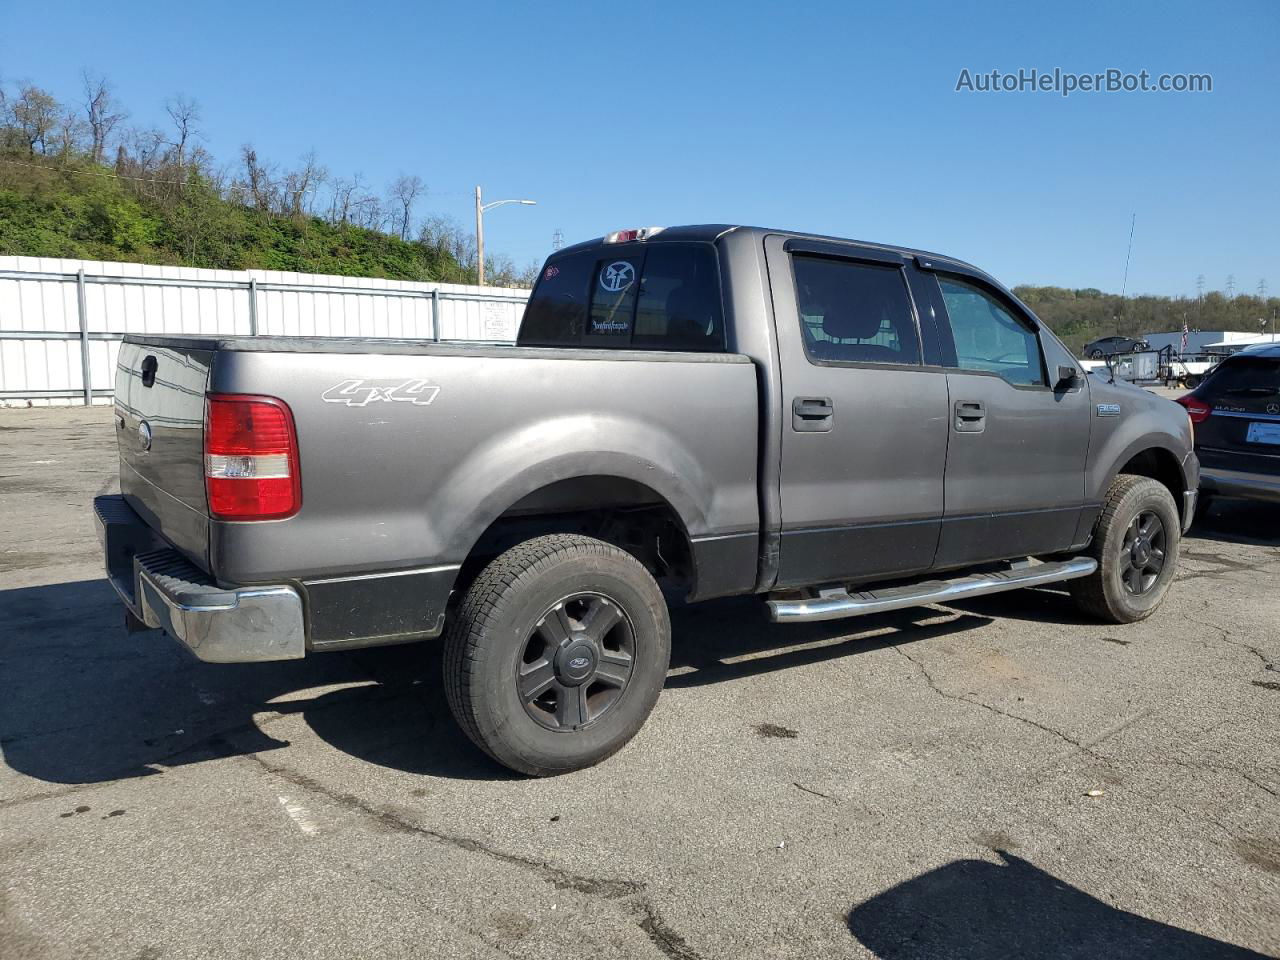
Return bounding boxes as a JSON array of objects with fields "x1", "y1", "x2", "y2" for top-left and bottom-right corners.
[{"x1": 554, "y1": 224, "x2": 984, "y2": 276}]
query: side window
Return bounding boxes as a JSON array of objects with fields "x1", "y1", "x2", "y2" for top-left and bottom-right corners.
[
  {"x1": 792, "y1": 256, "x2": 920, "y2": 365},
  {"x1": 938, "y1": 277, "x2": 1045, "y2": 386}
]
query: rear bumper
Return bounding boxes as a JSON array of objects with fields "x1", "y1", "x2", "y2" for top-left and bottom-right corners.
[
  {"x1": 94, "y1": 495, "x2": 305, "y2": 662},
  {"x1": 1200, "y1": 467, "x2": 1280, "y2": 505}
]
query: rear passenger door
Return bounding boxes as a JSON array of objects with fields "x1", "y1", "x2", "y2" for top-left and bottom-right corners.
[
  {"x1": 766, "y1": 237, "x2": 950, "y2": 588},
  {"x1": 919, "y1": 270, "x2": 1091, "y2": 566}
]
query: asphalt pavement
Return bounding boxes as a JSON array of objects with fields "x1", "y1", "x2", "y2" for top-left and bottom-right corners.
[{"x1": 1, "y1": 404, "x2": 1277, "y2": 959}]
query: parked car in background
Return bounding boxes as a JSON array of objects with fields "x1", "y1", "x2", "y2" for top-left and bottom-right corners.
[
  {"x1": 1177, "y1": 343, "x2": 1280, "y2": 513},
  {"x1": 1083, "y1": 335, "x2": 1151, "y2": 359},
  {"x1": 95, "y1": 224, "x2": 1198, "y2": 776}
]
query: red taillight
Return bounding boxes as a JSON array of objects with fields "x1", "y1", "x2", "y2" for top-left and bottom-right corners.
[
  {"x1": 204, "y1": 394, "x2": 301, "y2": 520},
  {"x1": 1175, "y1": 394, "x2": 1212, "y2": 424}
]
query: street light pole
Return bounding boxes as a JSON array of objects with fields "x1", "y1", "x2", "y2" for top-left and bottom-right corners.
[
  {"x1": 475, "y1": 185, "x2": 485, "y2": 286},
  {"x1": 473, "y1": 186, "x2": 537, "y2": 287}
]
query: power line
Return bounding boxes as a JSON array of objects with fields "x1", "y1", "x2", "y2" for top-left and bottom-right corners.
[{"x1": 0, "y1": 155, "x2": 192, "y2": 185}]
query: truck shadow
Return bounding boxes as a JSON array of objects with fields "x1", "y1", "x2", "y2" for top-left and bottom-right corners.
[
  {"x1": 0, "y1": 579, "x2": 991, "y2": 786},
  {"x1": 1190, "y1": 498, "x2": 1280, "y2": 547},
  {"x1": 847, "y1": 849, "x2": 1269, "y2": 959}
]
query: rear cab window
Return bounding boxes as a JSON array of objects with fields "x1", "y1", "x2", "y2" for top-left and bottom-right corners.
[
  {"x1": 518, "y1": 243, "x2": 726, "y2": 352},
  {"x1": 791, "y1": 255, "x2": 920, "y2": 365}
]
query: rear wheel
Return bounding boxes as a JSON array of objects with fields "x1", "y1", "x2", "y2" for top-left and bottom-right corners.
[
  {"x1": 1071, "y1": 475, "x2": 1180, "y2": 623},
  {"x1": 444, "y1": 534, "x2": 671, "y2": 776}
]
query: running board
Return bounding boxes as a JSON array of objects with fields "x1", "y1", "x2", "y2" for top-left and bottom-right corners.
[{"x1": 766, "y1": 557, "x2": 1098, "y2": 624}]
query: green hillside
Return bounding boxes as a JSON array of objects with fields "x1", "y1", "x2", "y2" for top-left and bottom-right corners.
[{"x1": 0, "y1": 156, "x2": 472, "y2": 282}]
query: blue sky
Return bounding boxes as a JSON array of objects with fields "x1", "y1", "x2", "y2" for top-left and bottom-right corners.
[{"x1": 2, "y1": 0, "x2": 1275, "y2": 296}]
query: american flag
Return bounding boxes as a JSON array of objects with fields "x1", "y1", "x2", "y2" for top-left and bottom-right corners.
[{"x1": 1181, "y1": 317, "x2": 1189, "y2": 354}]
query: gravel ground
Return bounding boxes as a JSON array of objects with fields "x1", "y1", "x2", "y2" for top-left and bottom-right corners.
[{"x1": 1, "y1": 404, "x2": 1277, "y2": 960}]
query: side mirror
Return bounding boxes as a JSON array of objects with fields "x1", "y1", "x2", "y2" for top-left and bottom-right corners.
[{"x1": 1056, "y1": 364, "x2": 1082, "y2": 390}]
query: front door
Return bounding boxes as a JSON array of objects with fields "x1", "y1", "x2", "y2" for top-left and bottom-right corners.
[
  {"x1": 925, "y1": 273, "x2": 1091, "y2": 566},
  {"x1": 766, "y1": 237, "x2": 950, "y2": 589}
]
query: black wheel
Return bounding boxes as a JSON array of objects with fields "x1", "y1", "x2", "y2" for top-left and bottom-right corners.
[
  {"x1": 1071, "y1": 475, "x2": 1180, "y2": 623},
  {"x1": 444, "y1": 534, "x2": 671, "y2": 776},
  {"x1": 1087, "y1": 349, "x2": 1104, "y2": 359}
]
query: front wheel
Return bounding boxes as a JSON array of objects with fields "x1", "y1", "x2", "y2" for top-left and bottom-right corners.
[
  {"x1": 1070, "y1": 475, "x2": 1181, "y2": 623},
  {"x1": 444, "y1": 534, "x2": 671, "y2": 776}
]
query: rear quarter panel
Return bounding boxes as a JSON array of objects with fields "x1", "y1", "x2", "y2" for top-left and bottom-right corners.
[{"x1": 207, "y1": 346, "x2": 760, "y2": 590}]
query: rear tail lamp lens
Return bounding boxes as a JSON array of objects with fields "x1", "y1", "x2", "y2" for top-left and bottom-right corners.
[
  {"x1": 1175, "y1": 394, "x2": 1212, "y2": 424},
  {"x1": 204, "y1": 395, "x2": 301, "y2": 520}
]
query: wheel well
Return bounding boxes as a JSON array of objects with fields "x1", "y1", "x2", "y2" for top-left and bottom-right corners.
[
  {"x1": 456, "y1": 476, "x2": 695, "y2": 597},
  {"x1": 1118, "y1": 448, "x2": 1184, "y2": 520}
]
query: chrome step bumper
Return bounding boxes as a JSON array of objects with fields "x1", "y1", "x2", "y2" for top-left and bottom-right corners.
[
  {"x1": 766, "y1": 557, "x2": 1098, "y2": 624},
  {"x1": 94, "y1": 495, "x2": 305, "y2": 662}
]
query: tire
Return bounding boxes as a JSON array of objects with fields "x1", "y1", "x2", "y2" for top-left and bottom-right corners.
[
  {"x1": 1088, "y1": 349, "x2": 1104, "y2": 360},
  {"x1": 444, "y1": 534, "x2": 671, "y2": 776},
  {"x1": 1070, "y1": 475, "x2": 1181, "y2": 623}
]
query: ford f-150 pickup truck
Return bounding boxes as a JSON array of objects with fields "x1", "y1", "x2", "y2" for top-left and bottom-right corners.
[{"x1": 95, "y1": 224, "x2": 1198, "y2": 775}]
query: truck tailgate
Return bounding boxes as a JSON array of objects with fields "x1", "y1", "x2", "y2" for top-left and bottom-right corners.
[{"x1": 115, "y1": 340, "x2": 212, "y2": 569}]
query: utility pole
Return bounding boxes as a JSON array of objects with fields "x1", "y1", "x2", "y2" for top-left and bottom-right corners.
[{"x1": 475, "y1": 185, "x2": 485, "y2": 286}]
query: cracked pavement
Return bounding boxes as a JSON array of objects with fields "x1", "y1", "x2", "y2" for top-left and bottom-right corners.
[{"x1": 2, "y1": 405, "x2": 1278, "y2": 959}]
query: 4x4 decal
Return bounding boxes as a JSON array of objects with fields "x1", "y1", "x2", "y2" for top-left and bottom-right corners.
[{"x1": 321, "y1": 379, "x2": 440, "y2": 407}]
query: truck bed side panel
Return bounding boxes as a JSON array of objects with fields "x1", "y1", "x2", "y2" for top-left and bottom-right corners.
[{"x1": 205, "y1": 347, "x2": 760, "y2": 595}]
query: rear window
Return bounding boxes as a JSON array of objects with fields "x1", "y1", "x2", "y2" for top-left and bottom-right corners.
[
  {"x1": 1204, "y1": 355, "x2": 1280, "y2": 396},
  {"x1": 518, "y1": 243, "x2": 725, "y2": 351}
]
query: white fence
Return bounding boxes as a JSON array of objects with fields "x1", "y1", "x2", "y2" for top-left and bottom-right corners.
[{"x1": 0, "y1": 255, "x2": 531, "y2": 406}]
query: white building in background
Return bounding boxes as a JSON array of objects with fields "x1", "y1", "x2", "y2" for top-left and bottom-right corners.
[{"x1": 1141, "y1": 330, "x2": 1261, "y2": 356}]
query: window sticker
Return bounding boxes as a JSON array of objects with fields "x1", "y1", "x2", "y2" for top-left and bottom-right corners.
[{"x1": 599, "y1": 261, "x2": 635, "y2": 293}]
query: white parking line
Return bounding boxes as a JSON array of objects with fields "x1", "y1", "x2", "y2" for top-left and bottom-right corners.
[{"x1": 277, "y1": 795, "x2": 318, "y2": 835}]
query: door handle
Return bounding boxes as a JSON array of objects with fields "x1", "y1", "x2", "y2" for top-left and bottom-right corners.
[
  {"x1": 793, "y1": 396, "x2": 834, "y2": 433},
  {"x1": 954, "y1": 400, "x2": 986, "y2": 433}
]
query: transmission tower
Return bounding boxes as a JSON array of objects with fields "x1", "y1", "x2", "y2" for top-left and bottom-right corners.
[
  {"x1": 1226, "y1": 274, "x2": 1236, "y2": 299},
  {"x1": 1259, "y1": 279, "x2": 1268, "y2": 302},
  {"x1": 552, "y1": 229, "x2": 564, "y2": 251}
]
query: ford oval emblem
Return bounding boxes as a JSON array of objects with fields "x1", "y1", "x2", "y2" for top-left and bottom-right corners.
[
  {"x1": 138, "y1": 420, "x2": 153, "y2": 451},
  {"x1": 569, "y1": 656, "x2": 590, "y2": 670}
]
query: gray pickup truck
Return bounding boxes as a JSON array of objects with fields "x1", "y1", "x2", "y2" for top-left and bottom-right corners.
[{"x1": 95, "y1": 224, "x2": 1198, "y2": 775}]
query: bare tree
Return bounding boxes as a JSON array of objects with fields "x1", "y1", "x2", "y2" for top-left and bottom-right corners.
[
  {"x1": 388, "y1": 174, "x2": 424, "y2": 241},
  {"x1": 327, "y1": 172, "x2": 367, "y2": 224},
  {"x1": 282, "y1": 150, "x2": 327, "y2": 216},
  {"x1": 12, "y1": 85, "x2": 60, "y2": 154},
  {"x1": 419, "y1": 215, "x2": 475, "y2": 269},
  {"x1": 53, "y1": 107, "x2": 88, "y2": 158},
  {"x1": 351, "y1": 191, "x2": 385, "y2": 231},
  {"x1": 82, "y1": 72, "x2": 126, "y2": 164},
  {"x1": 165, "y1": 95, "x2": 201, "y2": 173},
  {"x1": 240, "y1": 144, "x2": 277, "y2": 211}
]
